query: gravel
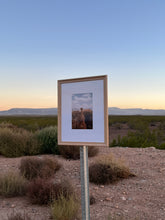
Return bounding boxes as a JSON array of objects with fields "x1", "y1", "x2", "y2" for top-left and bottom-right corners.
[{"x1": 0, "y1": 146, "x2": 165, "y2": 220}]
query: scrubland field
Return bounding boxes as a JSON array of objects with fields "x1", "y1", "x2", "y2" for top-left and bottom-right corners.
[
  {"x1": 0, "y1": 115, "x2": 165, "y2": 149},
  {"x1": 0, "y1": 115, "x2": 165, "y2": 220}
]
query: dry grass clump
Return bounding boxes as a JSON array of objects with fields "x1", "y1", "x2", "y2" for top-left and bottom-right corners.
[
  {"x1": 27, "y1": 178, "x2": 74, "y2": 205},
  {"x1": 51, "y1": 194, "x2": 79, "y2": 220},
  {"x1": 89, "y1": 154, "x2": 135, "y2": 184},
  {"x1": 19, "y1": 156, "x2": 61, "y2": 180},
  {"x1": 0, "y1": 122, "x2": 17, "y2": 130},
  {"x1": 60, "y1": 145, "x2": 98, "y2": 160},
  {"x1": 0, "y1": 172, "x2": 27, "y2": 197},
  {"x1": 0, "y1": 127, "x2": 39, "y2": 157}
]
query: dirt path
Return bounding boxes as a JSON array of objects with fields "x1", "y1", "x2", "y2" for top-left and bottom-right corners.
[{"x1": 0, "y1": 147, "x2": 165, "y2": 220}]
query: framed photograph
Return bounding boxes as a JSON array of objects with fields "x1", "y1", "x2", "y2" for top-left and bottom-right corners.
[{"x1": 58, "y1": 75, "x2": 109, "y2": 146}]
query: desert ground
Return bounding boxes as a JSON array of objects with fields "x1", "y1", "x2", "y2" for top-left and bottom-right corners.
[
  {"x1": 0, "y1": 118, "x2": 165, "y2": 220},
  {"x1": 0, "y1": 145, "x2": 165, "y2": 220}
]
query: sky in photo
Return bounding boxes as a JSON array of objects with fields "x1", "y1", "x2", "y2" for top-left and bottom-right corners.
[
  {"x1": 0, "y1": 0, "x2": 165, "y2": 110},
  {"x1": 72, "y1": 93, "x2": 93, "y2": 111}
]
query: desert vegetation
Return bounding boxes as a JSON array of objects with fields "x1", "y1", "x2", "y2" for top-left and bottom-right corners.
[
  {"x1": 0, "y1": 172, "x2": 27, "y2": 197},
  {"x1": 51, "y1": 194, "x2": 79, "y2": 220},
  {"x1": 0, "y1": 155, "x2": 79, "y2": 220},
  {"x1": 0, "y1": 125, "x2": 39, "y2": 157},
  {"x1": 109, "y1": 115, "x2": 165, "y2": 149},
  {"x1": 60, "y1": 145, "x2": 98, "y2": 159},
  {"x1": 19, "y1": 156, "x2": 61, "y2": 180},
  {"x1": 1, "y1": 115, "x2": 165, "y2": 150},
  {"x1": 89, "y1": 154, "x2": 135, "y2": 184},
  {"x1": 0, "y1": 115, "x2": 165, "y2": 219}
]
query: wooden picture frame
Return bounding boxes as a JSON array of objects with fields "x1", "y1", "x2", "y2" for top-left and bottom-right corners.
[{"x1": 58, "y1": 75, "x2": 109, "y2": 146}]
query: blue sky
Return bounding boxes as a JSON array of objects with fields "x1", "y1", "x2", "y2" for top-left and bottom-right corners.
[{"x1": 0, "y1": 0, "x2": 165, "y2": 110}]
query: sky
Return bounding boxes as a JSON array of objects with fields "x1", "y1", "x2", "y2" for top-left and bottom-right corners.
[
  {"x1": 72, "y1": 93, "x2": 93, "y2": 111},
  {"x1": 0, "y1": 0, "x2": 165, "y2": 111}
]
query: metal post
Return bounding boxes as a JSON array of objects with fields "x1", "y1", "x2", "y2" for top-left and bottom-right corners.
[{"x1": 80, "y1": 146, "x2": 90, "y2": 220}]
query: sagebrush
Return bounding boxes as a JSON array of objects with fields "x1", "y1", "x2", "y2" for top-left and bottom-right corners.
[
  {"x1": 27, "y1": 178, "x2": 74, "y2": 205},
  {"x1": 89, "y1": 154, "x2": 135, "y2": 184},
  {"x1": 0, "y1": 127, "x2": 39, "y2": 157},
  {"x1": 20, "y1": 156, "x2": 61, "y2": 180}
]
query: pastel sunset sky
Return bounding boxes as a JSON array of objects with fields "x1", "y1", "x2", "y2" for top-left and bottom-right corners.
[{"x1": 0, "y1": 0, "x2": 165, "y2": 111}]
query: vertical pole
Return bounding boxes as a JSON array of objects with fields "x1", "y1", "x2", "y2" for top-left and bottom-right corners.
[{"x1": 80, "y1": 146, "x2": 90, "y2": 220}]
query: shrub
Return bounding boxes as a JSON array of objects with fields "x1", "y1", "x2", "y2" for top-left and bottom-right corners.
[
  {"x1": 51, "y1": 194, "x2": 79, "y2": 220},
  {"x1": 159, "y1": 121, "x2": 165, "y2": 130},
  {"x1": 89, "y1": 154, "x2": 135, "y2": 184},
  {"x1": 20, "y1": 156, "x2": 61, "y2": 180},
  {"x1": 110, "y1": 129, "x2": 159, "y2": 148},
  {"x1": 51, "y1": 180, "x2": 74, "y2": 201},
  {"x1": 128, "y1": 119, "x2": 148, "y2": 131},
  {"x1": 0, "y1": 172, "x2": 27, "y2": 197},
  {"x1": 0, "y1": 122, "x2": 17, "y2": 130},
  {"x1": 7, "y1": 212, "x2": 32, "y2": 220},
  {"x1": 35, "y1": 126, "x2": 59, "y2": 154},
  {"x1": 27, "y1": 178, "x2": 54, "y2": 204},
  {"x1": 0, "y1": 127, "x2": 39, "y2": 157},
  {"x1": 0, "y1": 116, "x2": 58, "y2": 132},
  {"x1": 27, "y1": 178, "x2": 74, "y2": 205},
  {"x1": 158, "y1": 142, "x2": 165, "y2": 149},
  {"x1": 113, "y1": 123, "x2": 122, "y2": 130},
  {"x1": 60, "y1": 145, "x2": 99, "y2": 160},
  {"x1": 23, "y1": 134, "x2": 40, "y2": 156}
]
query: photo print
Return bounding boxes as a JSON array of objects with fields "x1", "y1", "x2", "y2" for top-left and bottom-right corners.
[{"x1": 72, "y1": 93, "x2": 93, "y2": 129}]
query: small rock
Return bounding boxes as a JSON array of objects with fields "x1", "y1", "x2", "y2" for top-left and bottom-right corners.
[
  {"x1": 100, "y1": 185, "x2": 104, "y2": 188},
  {"x1": 105, "y1": 197, "x2": 111, "y2": 201},
  {"x1": 121, "y1": 196, "x2": 126, "y2": 201},
  {"x1": 11, "y1": 204, "x2": 15, "y2": 208},
  {"x1": 94, "y1": 187, "x2": 99, "y2": 190},
  {"x1": 160, "y1": 168, "x2": 165, "y2": 172}
]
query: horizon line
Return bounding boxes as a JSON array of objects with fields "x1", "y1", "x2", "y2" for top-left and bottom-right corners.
[{"x1": 1, "y1": 107, "x2": 165, "y2": 111}]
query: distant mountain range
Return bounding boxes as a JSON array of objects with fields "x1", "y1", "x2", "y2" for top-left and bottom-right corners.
[
  {"x1": 0, "y1": 108, "x2": 58, "y2": 116},
  {"x1": 0, "y1": 107, "x2": 165, "y2": 116},
  {"x1": 109, "y1": 107, "x2": 165, "y2": 115}
]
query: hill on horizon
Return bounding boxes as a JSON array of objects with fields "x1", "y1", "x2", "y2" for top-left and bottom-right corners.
[{"x1": 0, "y1": 107, "x2": 165, "y2": 116}]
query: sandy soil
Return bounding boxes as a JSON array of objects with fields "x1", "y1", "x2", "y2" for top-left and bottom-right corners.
[{"x1": 0, "y1": 146, "x2": 165, "y2": 220}]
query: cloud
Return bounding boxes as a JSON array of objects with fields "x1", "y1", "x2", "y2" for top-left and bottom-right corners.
[{"x1": 72, "y1": 93, "x2": 93, "y2": 110}]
